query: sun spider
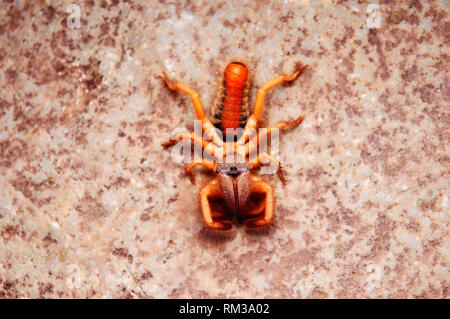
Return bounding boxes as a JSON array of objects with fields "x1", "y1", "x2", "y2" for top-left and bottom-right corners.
[{"x1": 160, "y1": 60, "x2": 308, "y2": 230}]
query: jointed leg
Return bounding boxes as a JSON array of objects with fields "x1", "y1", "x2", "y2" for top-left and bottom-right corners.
[
  {"x1": 245, "y1": 179, "x2": 274, "y2": 228},
  {"x1": 252, "y1": 61, "x2": 308, "y2": 123},
  {"x1": 160, "y1": 72, "x2": 206, "y2": 120},
  {"x1": 236, "y1": 62, "x2": 307, "y2": 145},
  {"x1": 250, "y1": 152, "x2": 286, "y2": 183},
  {"x1": 236, "y1": 117, "x2": 258, "y2": 145},
  {"x1": 245, "y1": 115, "x2": 304, "y2": 156},
  {"x1": 160, "y1": 72, "x2": 223, "y2": 146},
  {"x1": 186, "y1": 160, "x2": 217, "y2": 185},
  {"x1": 162, "y1": 132, "x2": 209, "y2": 149},
  {"x1": 199, "y1": 179, "x2": 232, "y2": 230},
  {"x1": 202, "y1": 121, "x2": 225, "y2": 147},
  {"x1": 161, "y1": 132, "x2": 222, "y2": 160}
]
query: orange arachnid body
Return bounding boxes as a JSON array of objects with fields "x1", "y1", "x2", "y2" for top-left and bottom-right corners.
[
  {"x1": 211, "y1": 62, "x2": 250, "y2": 136},
  {"x1": 221, "y1": 63, "x2": 248, "y2": 133},
  {"x1": 160, "y1": 60, "x2": 308, "y2": 230}
]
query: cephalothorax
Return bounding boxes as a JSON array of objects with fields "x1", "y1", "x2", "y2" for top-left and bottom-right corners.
[{"x1": 160, "y1": 60, "x2": 307, "y2": 230}]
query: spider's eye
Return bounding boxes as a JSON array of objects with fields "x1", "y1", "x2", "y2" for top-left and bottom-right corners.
[{"x1": 230, "y1": 166, "x2": 238, "y2": 171}]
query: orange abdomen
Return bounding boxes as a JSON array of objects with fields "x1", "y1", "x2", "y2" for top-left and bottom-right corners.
[{"x1": 222, "y1": 63, "x2": 248, "y2": 134}]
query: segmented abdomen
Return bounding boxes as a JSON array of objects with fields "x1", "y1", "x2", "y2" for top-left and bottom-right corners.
[{"x1": 211, "y1": 62, "x2": 250, "y2": 139}]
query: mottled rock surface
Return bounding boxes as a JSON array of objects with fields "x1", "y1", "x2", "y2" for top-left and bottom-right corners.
[{"x1": 0, "y1": 0, "x2": 448, "y2": 298}]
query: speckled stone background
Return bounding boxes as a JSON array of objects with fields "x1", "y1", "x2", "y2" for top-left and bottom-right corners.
[{"x1": 0, "y1": 0, "x2": 448, "y2": 298}]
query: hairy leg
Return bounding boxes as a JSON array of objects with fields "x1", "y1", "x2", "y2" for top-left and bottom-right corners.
[
  {"x1": 252, "y1": 62, "x2": 308, "y2": 123},
  {"x1": 236, "y1": 62, "x2": 307, "y2": 145},
  {"x1": 245, "y1": 115, "x2": 304, "y2": 156},
  {"x1": 161, "y1": 131, "x2": 222, "y2": 160},
  {"x1": 186, "y1": 160, "x2": 217, "y2": 185},
  {"x1": 162, "y1": 131, "x2": 209, "y2": 149},
  {"x1": 160, "y1": 73, "x2": 224, "y2": 146},
  {"x1": 160, "y1": 72, "x2": 206, "y2": 120},
  {"x1": 250, "y1": 152, "x2": 286, "y2": 183}
]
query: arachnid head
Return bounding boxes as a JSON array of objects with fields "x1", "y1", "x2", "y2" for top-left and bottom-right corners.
[
  {"x1": 216, "y1": 158, "x2": 251, "y2": 222},
  {"x1": 217, "y1": 162, "x2": 250, "y2": 178}
]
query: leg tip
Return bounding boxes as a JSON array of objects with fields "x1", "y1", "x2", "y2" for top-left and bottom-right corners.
[
  {"x1": 157, "y1": 71, "x2": 168, "y2": 81},
  {"x1": 284, "y1": 115, "x2": 304, "y2": 128},
  {"x1": 284, "y1": 61, "x2": 308, "y2": 83},
  {"x1": 159, "y1": 72, "x2": 176, "y2": 90},
  {"x1": 290, "y1": 61, "x2": 308, "y2": 82},
  {"x1": 161, "y1": 139, "x2": 176, "y2": 148},
  {"x1": 294, "y1": 115, "x2": 305, "y2": 125},
  {"x1": 294, "y1": 61, "x2": 308, "y2": 74},
  {"x1": 278, "y1": 166, "x2": 287, "y2": 184}
]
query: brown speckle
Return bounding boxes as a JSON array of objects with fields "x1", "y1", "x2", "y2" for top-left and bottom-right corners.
[{"x1": 112, "y1": 247, "x2": 134, "y2": 264}]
